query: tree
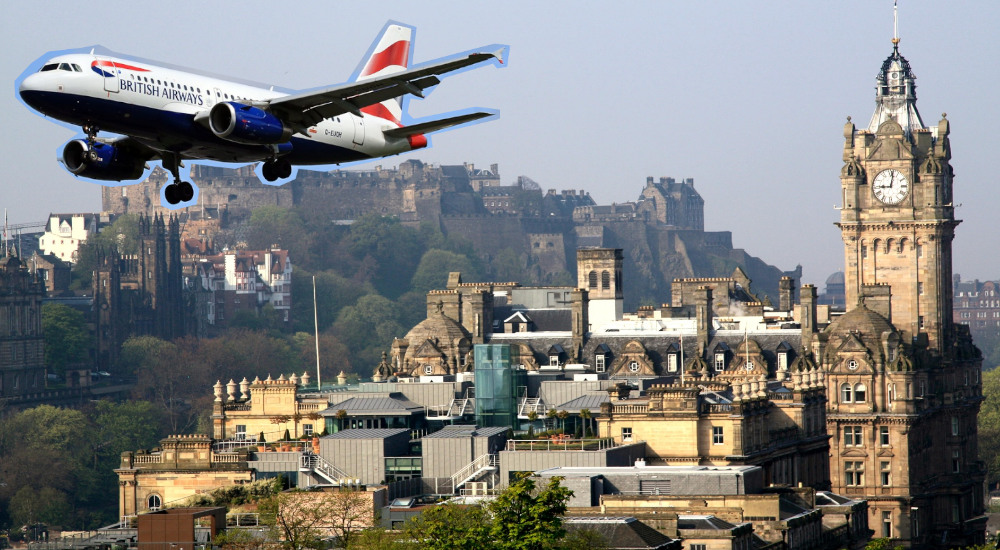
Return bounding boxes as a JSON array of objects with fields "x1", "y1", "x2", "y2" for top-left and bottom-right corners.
[
  {"x1": 264, "y1": 488, "x2": 374, "y2": 549},
  {"x1": 487, "y1": 474, "x2": 572, "y2": 550},
  {"x1": 41, "y1": 303, "x2": 89, "y2": 374},
  {"x1": 979, "y1": 367, "x2": 1000, "y2": 486},
  {"x1": 404, "y1": 474, "x2": 572, "y2": 550},
  {"x1": 864, "y1": 538, "x2": 902, "y2": 550},
  {"x1": 556, "y1": 410, "x2": 570, "y2": 434},
  {"x1": 410, "y1": 249, "x2": 483, "y2": 294},
  {"x1": 579, "y1": 409, "x2": 593, "y2": 438},
  {"x1": 404, "y1": 502, "x2": 491, "y2": 549}
]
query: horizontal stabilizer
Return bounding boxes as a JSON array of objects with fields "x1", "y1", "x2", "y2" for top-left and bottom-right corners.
[{"x1": 383, "y1": 111, "x2": 495, "y2": 139}]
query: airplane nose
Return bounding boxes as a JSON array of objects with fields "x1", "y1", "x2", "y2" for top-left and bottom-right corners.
[{"x1": 19, "y1": 73, "x2": 48, "y2": 111}]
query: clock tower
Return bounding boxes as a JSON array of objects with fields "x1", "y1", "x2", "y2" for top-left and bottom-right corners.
[
  {"x1": 826, "y1": 30, "x2": 986, "y2": 548},
  {"x1": 837, "y1": 39, "x2": 956, "y2": 352}
]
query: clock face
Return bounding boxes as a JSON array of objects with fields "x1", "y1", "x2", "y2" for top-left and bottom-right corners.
[{"x1": 872, "y1": 169, "x2": 909, "y2": 205}]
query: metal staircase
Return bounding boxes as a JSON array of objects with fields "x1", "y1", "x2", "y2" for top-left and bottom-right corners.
[
  {"x1": 427, "y1": 388, "x2": 476, "y2": 421},
  {"x1": 300, "y1": 452, "x2": 352, "y2": 485},
  {"x1": 518, "y1": 397, "x2": 545, "y2": 418},
  {"x1": 450, "y1": 452, "x2": 499, "y2": 493}
]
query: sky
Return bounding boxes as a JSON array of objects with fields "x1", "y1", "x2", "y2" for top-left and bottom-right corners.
[{"x1": 3, "y1": 1, "x2": 998, "y2": 287}]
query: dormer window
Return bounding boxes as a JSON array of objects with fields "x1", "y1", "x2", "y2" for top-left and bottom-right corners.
[
  {"x1": 628, "y1": 361, "x2": 640, "y2": 373},
  {"x1": 549, "y1": 355, "x2": 559, "y2": 367},
  {"x1": 714, "y1": 353, "x2": 725, "y2": 372},
  {"x1": 667, "y1": 353, "x2": 678, "y2": 373},
  {"x1": 424, "y1": 365, "x2": 433, "y2": 375},
  {"x1": 595, "y1": 354, "x2": 606, "y2": 373}
]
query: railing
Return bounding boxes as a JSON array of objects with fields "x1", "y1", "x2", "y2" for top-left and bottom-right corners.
[
  {"x1": 132, "y1": 454, "x2": 162, "y2": 465},
  {"x1": 609, "y1": 403, "x2": 648, "y2": 414},
  {"x1": 450, "y1": 453, "x2": 499, "y2": 492},
  {"x1": 212, "y1": 453, "x2": 244, "y2": 464},
  {"x1": 767, "y1": 391, "x2": 795, "y2": 401},
  {"x1": 705, "y1": 403, "x2": 733, "y2": 413},
  {"x1": 213, "y1": 438, "x2": 258, "y2": 453},
  {"x1": 223, "y1": 403, "x2": 252, "y2": 411},
  {"x1": 505, "y1": 437, "x2": 619, "y2": 452},
  {"x1": 298, "y1": 403, "x2": 323, "y2": 412},
  {"x1": 300, "y1": 452, "x2": 352, "y2": 484},
  {"x1": 518, "y1": 397, "x2": 546, "y2": 417}
]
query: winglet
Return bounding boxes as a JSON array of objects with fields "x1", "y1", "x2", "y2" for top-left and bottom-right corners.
[{"x1": 493, "y1": 47, "x2": 505, "y2": 65}]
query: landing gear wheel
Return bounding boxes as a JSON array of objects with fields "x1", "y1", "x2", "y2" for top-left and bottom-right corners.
[
  {"x1": 277, "y1": 159, "x2": 292, "y2": 179},
  {"x1": 82, "y1": 124, "x2": 100, "y2": 145},
  {"x1": 262, "y1": 161, "x2": 278, "y2": 182},
  {"x1": 164, "y1": 184, "x2": 181, "y2": 205},
  {"x1": 178, "y1": 181, "x2": 194, "y2": 202}
]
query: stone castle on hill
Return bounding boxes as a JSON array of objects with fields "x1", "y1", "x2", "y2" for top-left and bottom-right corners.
[{"x1": 103, "y1": 161, "x2": 799, "y2": 308}]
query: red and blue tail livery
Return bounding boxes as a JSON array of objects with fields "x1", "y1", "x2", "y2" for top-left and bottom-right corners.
[{"x1": 17, "y1": 22, "x2": 507, "y2": 208}]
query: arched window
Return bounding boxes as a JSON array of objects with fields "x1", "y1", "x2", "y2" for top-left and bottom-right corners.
[
  {"x1": 588, "y1": 271, "x2": 598, "y2": 289},
  {"x1": 854, "y1": 383, "x2": 867, "y2": 403},
  {"x1": 841, "y1": 383, "x2": 853, "y2": 403},
  {"x1": 601, "y1": 271, "x2": 611, "y2": 290},
  {"x1": 147, "y1": 494, "x2": 161, "y2": 511}
]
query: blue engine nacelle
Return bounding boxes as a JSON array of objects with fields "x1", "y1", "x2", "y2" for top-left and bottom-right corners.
[
  {"x1": 209, "y1": 102, "x2": 292, "y2": 144},
  {"x1": 61, "y1": 140, "x2": 146, "y2": 181}
]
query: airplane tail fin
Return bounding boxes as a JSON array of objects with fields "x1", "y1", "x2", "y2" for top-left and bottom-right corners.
[{"x1": 355, "y1": 23, "x2": 413, "y2": 127}]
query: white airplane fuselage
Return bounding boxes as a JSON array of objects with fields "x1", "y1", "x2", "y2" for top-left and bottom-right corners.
[{"x1": 18, "y1": 53, "x2": 417, "y2": 168}]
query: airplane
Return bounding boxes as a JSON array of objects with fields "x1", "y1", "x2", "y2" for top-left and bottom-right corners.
[{"x1": 17, "y1": 23, "x2": 507, "y2": 207}]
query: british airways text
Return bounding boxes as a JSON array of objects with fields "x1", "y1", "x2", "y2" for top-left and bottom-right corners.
[{"x1": 119, "y1": 79, "x2": 204, "y2": 105}]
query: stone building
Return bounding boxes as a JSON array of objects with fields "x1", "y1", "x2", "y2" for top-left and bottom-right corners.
[
  {"x1": 0, "y1": 253, "x2": 46, "y2": 399},
  {"x1": 37, "y1": 212, "x2": 111, "y2": 264},
  {"x1": 116, "y1": 434, "x2": 252, "y2": 517},
  {"x1": 824, "y1": 36, "x2": 985, "y2": 546},
  {"x1": 953, "y1": 277, "x2": 1000, "y2": 346},
  {"x1": 27, "y1": 251, "x2": 71, "y2": 295},
  {"x1": 93, "y1": 214, "x2": 186, "y2": 370},
  {"x1": 192, "y1": 246, "x2": 293, "y2": 331}
]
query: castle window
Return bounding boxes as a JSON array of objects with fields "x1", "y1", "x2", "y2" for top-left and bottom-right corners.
[
  {"x1": 601, "y1": 271, "x2": 610, "y2": 290},
  {"x1": 841, "y1": 383, "x2": 853, "y2": 403},
  {"x1": 844, "y1": 426, "x2": 863, "y2": 446},
  {"x1": 844, "y1": 461, "x2": 864, "y2": 486},
  {"x1": 880, "y1": 461, "x2": 891, "y2": 486},
  {"x1": 712, "y1": 426, "x2": 724, "y2": 445},
  {"x1": 588, "y1": 271, "x2": 597, "y2": 289},
  {"x1": 147, "y1": 494, "x2": 161, "y2": 511},
  {"x1": 918, "y1": 282, "x2": 924, "y2": 295},
  {"x1": 853, "y1": 384, "x2": 867, "y2": 402},
  {"x1": 880, "y1": 426, "x2": 890, "y2": 446},
  {"x1": 621, "y1": 427, "x2": 632, "y2": 442},
  {"x1": 882, "y1": 511, "x2": 892, "y2": 538},
  {"x1": 862, "y1": 245, "x2": 868, "y2": 259}
]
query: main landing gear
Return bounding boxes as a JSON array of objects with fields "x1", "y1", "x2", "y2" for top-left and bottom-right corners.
[
  {"x1": 82, "y1": 124, "x2": 100, "y2": 161},
  {"x1": 161, "y1": 153, "x2": 194, "y2": 205},
  {"x1": 261, "y1": 158, "x2": 292, "y2": 182}
]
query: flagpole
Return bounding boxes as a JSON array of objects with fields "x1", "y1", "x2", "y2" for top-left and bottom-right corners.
[
  {"x1": 313, "y1": 275, "x2": 321, "y2": 391},
  {"x1": 680, "y1": 333, "x2": 685, "y2": 384}
]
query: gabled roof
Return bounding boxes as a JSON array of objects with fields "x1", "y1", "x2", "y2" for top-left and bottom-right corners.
[
  {"x1": 563, "y1": 517, "x2": 676, "y2": 550},
  {"x1": 321, "y1": 395, "x2": 424, "y2": 416}
]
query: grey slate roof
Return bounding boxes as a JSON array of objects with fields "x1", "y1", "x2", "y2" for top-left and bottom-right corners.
[
  {"x1": 563, "y1": 517, "x2": 676, "y2": 550},
  {"x1": 676, "y1": 515, "x2": 739, "y2": 530},
  {"x1": 555, "y1": 392, "x2": 609, "y2": 412},
  {"x1": 423, "y1": 425, "x2": 509, "y2": 439},
  {"x1": 320, "y1": 395, "x2": 424, "y2": 416},
  {"x1": 322, "y1": 428, "x2": 410, "y2": 440}
]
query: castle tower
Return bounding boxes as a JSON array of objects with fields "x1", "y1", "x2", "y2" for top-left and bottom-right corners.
[
  {"x1": 826, "y1": 26, "x2": 985, "y2": 548},
  {"x1": 576, "y1": 248, "x2": 623, "y2": 330}
]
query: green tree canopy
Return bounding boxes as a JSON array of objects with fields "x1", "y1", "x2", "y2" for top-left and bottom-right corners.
[
  {"x1": 410, "y1": 249, "x2": 483, "y2": 294},
  {"x1": 41, "y1": 303, "x2": 89, "y2": 374},
  {"x1": 979, "y1": 367, "x2": 1000, "y2": 485}
]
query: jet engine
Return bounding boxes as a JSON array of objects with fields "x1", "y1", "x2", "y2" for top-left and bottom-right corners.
[
  {"x1": 209, "y1": 102, "x2": 292, "y2": 144},
  {"x1": 62, "y1": 140, "x2": 146, "y2": 181}
]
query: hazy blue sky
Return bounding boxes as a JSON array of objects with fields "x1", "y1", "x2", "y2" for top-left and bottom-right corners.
[{"x1": 4, "y1": 1, "x2": 998, "y2": 287}]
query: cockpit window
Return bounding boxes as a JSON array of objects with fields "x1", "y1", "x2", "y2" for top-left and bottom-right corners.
[
  {"x1": 40, "y1": 63, "x2": 58, "y2": 72},
  {"x1": 71, "y1": 64, "x2": 82, "y2": 72},
  {"x1": 58, "y1": 63, "x2": 72, "y2": 71}
]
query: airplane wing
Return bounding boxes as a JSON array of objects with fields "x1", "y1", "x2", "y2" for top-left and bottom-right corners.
[
  {"x1": 382, "y1": 111, "x2": 496, "y2": 139},
  {"x1": 268, "y1": 47, "x2": 504, "y2": 133}
]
